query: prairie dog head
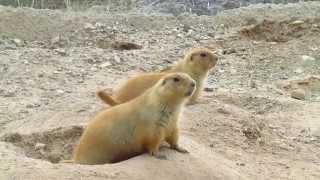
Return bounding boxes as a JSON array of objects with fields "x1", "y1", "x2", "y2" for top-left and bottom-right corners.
[
  {"x1": 182, "y1": 48, "x2": 218, "y2": 74},
  {"x1": 154, "y1": 73, "x2": 196, "y2": 103}
]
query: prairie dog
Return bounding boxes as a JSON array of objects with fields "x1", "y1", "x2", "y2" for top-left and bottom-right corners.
[
  {"x1": 97, "y1": 48, "x2": 217, "y2": 106},
  {"x1": 73, "y1": 73, "x2": 196, "y2": 164}
]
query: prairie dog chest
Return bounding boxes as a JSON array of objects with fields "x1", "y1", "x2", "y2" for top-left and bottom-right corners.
[{"x1": 142, "y1": 105, "x2": 179, "y2": 128}]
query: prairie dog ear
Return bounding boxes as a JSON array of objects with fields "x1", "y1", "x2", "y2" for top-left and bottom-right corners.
[{"x1": 189, "y1": 53, "x2": 195, "y2": 61}]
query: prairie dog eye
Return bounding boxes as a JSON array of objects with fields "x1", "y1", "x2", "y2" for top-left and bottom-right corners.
[
  {"x1": 200, "y1": 53, "x2": 207, "y2": 57},
  {"x1": 173, "y1": 77, "x2": 180, "y2": 82}
]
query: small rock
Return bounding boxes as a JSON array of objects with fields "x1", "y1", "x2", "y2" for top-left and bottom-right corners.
[
  {"x1": 90, "y1": 67, "x2": 98, "y2": 71},
  {"x1": 57, "y1": 89, "x2": 64, "y2": 94},
  {"x1": 35, "y1": 143, "x2": 46, "y2": 150},
  {"x1": 222, "y1": 48, "x2": 236, "y2": 55},
  {"x1": 114, "y1": 55, "x2": 121, "y2": 63},
  {"x1": 177, "y1": 34, "x2": 183, "y2": 38},
  {"x1": 291, "y1": 89, "x2": 306, "y2": 100},
  {"x1": 302, "y1": 55, "x2": 315, "y2": 61},
  {"x1": 236, "y1": 162, "x2": 246, "y2": 166},
  {"x1": 217, "y1": 105, "x2": 231, "y2": 114},
  {"x1": 54, "y1": 48, "x2": 67, "y2": 56},
  {"x1": 26, "y1": 104, "x2": 37, "y2": 108},
  {"x1": 94, "y1": 22, "x2": 104, "y2": 28},
  {"x1": 12, "y1": 38, "x2": 24, "y2": 47},
  {"x1": 84, "y1": 23, "x2": 95, "y2": 30},
  {"x1": 100, "y1": 61, "x2": 112, "y2": 68},
  {"x1": 310, "y1": 47, "x2": 318, "y2": 51},
  {"x1": 111, "y1": 41, "x2": 142, "y2": 50},
  {"x1": 204, "y1": 87, "x2": 214, "y2": 92},
  {"x1": 290, "y1": 20, "x2": 304, "y2": 26}
]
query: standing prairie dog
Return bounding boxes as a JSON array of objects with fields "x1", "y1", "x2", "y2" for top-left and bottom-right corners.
[
  {"x1": 97, "y1": 48, "x2": 218, "y2": 106},
  {"x1": 73, "y1": 73, "x2": 196, "y2": 164}
]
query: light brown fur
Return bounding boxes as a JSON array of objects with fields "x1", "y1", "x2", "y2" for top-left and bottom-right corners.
[
  {"x1": 73, "y1": 73, "x2": 195, "y2": 164},
  {"x1": 97, "y1": 48, "x2": 218, "y2": 106}
]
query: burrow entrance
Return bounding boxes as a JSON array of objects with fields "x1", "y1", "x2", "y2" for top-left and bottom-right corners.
[{"x1": 1, "y1": 125, "x2": 84, "y2": 163}]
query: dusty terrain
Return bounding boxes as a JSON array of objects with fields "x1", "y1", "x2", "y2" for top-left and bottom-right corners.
[{"x1": 0, "y1": 2, "x2": 320, "y2": 180}]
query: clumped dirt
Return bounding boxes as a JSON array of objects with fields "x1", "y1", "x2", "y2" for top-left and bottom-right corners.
[
  {"x1": 1, "y1": 125, "x2": 84, "y2": 163},
  {"x1": 0, "y1": 2, "x2": 320, "y2": 180}
]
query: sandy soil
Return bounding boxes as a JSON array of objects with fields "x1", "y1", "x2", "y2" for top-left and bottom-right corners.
[{"x1": 0, "y1": 2, "x2": 320, "y2": 180}]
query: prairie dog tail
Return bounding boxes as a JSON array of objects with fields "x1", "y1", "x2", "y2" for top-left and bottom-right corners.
[{"x1": 96, "y1": 89, "x2": 119, "y2": 106}]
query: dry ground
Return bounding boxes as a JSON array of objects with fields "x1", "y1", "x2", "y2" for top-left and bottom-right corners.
[{"x1": 0, "y1": 2, "x2": 320, "y2": 180}]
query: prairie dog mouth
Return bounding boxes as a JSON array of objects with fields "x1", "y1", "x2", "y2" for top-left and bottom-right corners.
[{"x1": 185, "y1": 84, "x2": 196, "y2": 97}]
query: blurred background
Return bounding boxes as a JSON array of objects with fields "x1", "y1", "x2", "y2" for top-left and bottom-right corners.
[{"x1": 0, "y1": 0, "x2": 318, "y2": 15}]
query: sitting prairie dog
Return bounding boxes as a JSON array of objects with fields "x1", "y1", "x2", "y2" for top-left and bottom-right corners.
[
  {"x1": 72, "y1": 73, "x2": 196, "y2": 164},
  {"x1": 97, "y1": 48, "x2": 218, "y2": 106}
]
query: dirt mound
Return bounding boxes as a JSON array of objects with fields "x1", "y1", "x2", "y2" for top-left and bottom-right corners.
[
  {"x1": 214, "y1": 91, "x2": 297, "y2": 114},
  {"x1": 240, "y1": 18, "x2": 320, "y2": 42},
  {"x1": 1, "y1": 125, "x2": 84, "y2": 163},
  {"x1": 0, "y1": 126, "x2": 248, "y2": 180}
]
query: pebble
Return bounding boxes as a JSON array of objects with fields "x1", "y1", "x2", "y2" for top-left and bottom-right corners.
[
  {"x1": 114, "y1": 55, "x2": 121, "y2": 63},
  {"x1": 100, "y1": 61, "x2": 112, "y2": 68},
  {"x1": 51, "y1": 36, "x2": 61, "y2": 45},
  {"x1": 57, "y1": 89, "x2": 64, "y2": 94},
  {"x1": 35, "y1": 143, "x2": 46, "y2": 150},
  {"x1": 177, "y1": 34, "x2": 183, "y2": 38},
  {"x1": 236, "y1": 162, "x2": 246, "y2": 166},
  {"x1": 84, "y1": 23, "x2": 95, "y2": 30},
  {"x1": 54, "y1": 48, "x2": 67, "y2": 56},
  {"x1": 223, "y1": 48, "x2": 236, "y2": 55},
  {"x1": 26, "y1": 103, "x2": 40, "y2": 108},
  {"x1": 290, "y1": 20, "x2": 304, "y2": 25},
  {"x1": 217, "y1": 105, "x2": 231, "y2": 114},
  {"x1": 302, "y1": 55, "x2": 315, "y2": 61},
  {"x1": 291, "y1": 89, "x2": 306, "y2": 100},
  {"x1": 12, "y1": 38, "x2": 24, "y2": 47},
  {"x1": 204, "y1": 87, "x2": 214, "y2": 92}
]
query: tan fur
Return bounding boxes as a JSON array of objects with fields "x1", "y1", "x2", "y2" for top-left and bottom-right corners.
[
  {"x1": 73, "y1": 73, "x2": 196, "y2": 164},
  {"x1": 98, "y1": 48, "x2": 218, "y2": 106}
]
